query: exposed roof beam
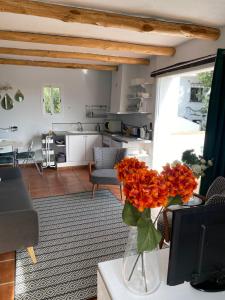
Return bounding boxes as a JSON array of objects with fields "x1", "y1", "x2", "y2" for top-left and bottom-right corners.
[
  {"x1": 0, "y1": 31, "x2": 175, "y2": 56},
  {"x1": 0, "y1": 58, "x2": 117, "y2": 71},
  {"x1": 0, "y1": 47, "x2": 150, "y2": 65},
  {"x1": 0, "y1": 0, "x2": 220, "y2": 40}
]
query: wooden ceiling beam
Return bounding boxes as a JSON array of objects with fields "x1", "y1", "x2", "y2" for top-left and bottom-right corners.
[
  {"x1": 0, "y1": 0, "x2": 220, "y2": 40},
  {"x1": 0, "y1": 31, "x2": 175, "y2": 56},
  {"x1": 0, "y1": 58, "x2": 118, "y2": 71},
  {"x1": 0, "y1": 47, "x2": 150, "y2": 65}
]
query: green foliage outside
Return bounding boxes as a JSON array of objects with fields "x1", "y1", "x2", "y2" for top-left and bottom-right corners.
[
  {"x1": 52, "y1": 87, "x2": 61, "y2": 114},
  {"x1": 43, "y1": 86, "x2": 61, "y2": 114},
  {"x1": 43, "y1": 87, "x2": 52, "y2": 114},
  {"x1": 197, "y1": 71, "x2": 213, "y2": 114}
]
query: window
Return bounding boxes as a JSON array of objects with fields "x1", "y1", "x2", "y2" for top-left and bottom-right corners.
[
  {"x1": 43, "y1": 86, "x2": 62, "y2": 115},
  {"x1": 190, "y1": 87, "x2": 203, "y2": 102}
]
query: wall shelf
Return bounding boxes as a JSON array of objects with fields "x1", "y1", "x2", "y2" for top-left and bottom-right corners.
[
  {"x1": 128, "y1": 97, "x2": 152, "y2": 101},
  {"x1": 85, "y1": 105, "x2": 108, "y2": 118}
]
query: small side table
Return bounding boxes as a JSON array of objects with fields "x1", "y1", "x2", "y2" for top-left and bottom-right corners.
[{"x1": 97, "y1": 248, "x2": 225, "y2": 300}]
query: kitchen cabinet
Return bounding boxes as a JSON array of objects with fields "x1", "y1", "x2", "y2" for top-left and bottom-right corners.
[
  {"x1": 85, "y1": 135, "x2": 102, "y2": 161},
  {"x1": 111, "y1": 139, "x2": 123, "y2": 148},
  {"x1": 66, "y1": 134, "x2": 102, "y2": 165},
  {"x1": 66, "y1": 135, "x2": 86, "y2": 163}
]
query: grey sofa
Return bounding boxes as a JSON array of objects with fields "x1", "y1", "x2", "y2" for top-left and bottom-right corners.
[{"x1": 0, "y1": 167, "x2": 39, "y2": 263}]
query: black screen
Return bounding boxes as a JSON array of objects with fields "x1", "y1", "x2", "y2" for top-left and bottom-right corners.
[{"x1": 167, "y1": 205, "x2": 225, "y2": 286}]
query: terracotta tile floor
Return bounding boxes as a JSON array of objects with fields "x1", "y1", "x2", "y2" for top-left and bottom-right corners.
[{"x1": 0, "y1": 165, "x2": 122, "y2": 300}]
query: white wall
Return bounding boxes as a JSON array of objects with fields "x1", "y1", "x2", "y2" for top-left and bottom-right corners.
[
  {"x1": 152, "y1": 25, "x2": 225, "y2": 72},
  {"x1": 141, "y1": 25, "x2": 225, "y2": 138},
  {"x1": 0, "y1": 65, "x2": 111, "y2": 149}
]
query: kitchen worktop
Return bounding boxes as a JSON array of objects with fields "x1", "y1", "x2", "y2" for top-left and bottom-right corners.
[
  {"x1": 53, "y1": 131, "x2": 102, "y2": 136},
  {"x1": 103, "y1": 131, "x2": 152, "y2": 144},
  {"x1": 53, "y1": 131, "x2": 152, "y2": 143}
]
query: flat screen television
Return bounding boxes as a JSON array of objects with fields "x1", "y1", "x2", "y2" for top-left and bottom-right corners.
[{"x1": 167, "y1": 204, "x2": 225, "y2": 292}]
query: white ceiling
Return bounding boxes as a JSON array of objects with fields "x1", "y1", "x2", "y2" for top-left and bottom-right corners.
[
  {"x1": 0, "y1": 0, "x2": 224, "y2": 66},
  {"x1": 47, "y1": 0, "x2": 225, "y2": 26}
]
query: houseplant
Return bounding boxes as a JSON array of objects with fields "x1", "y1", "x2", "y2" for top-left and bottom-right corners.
[
  {"x1": 181, "y1": 149, "x2": 213, "y2": 178},
  {"x1": 116, "y1": 158, "x2": 197, "y2": 295}
]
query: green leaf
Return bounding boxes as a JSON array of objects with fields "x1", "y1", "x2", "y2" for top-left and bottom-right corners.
[
  {"x1": 137, "y1": 217, "x2": 161, "y2": 253},
  {"x1": 122, "y1": 202, "x2": 141, "y2": 226},
  {"x1": 167, "y1": 195, "x2": 183, "y2": 207}
]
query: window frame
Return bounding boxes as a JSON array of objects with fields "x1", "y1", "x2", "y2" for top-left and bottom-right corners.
[
  {"x1": 42, "y1": 85, "x2": 63, "y2": 116},
  {"x1": 189, "y1": 86, "x2": 204, "y2": 103}
]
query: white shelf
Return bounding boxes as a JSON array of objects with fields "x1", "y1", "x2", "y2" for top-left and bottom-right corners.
[
  {"x1": 107, "y1": 112, "x2": 151, "y2": 115},
  {"x1": 128, "y1": 97, "x2": 152, "y2": 101},
  {"x1": 130, "y1": 78, "x2": 154, "y2": 86}
]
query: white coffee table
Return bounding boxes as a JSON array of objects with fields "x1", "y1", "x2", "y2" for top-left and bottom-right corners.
[{"x1": 97, "y1": 248, "x2": 225, "y2": 300}]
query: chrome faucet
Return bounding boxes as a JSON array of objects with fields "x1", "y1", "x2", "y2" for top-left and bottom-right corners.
[{"x1": 77, "y1": 122, "x2": 83, "y2": 132}]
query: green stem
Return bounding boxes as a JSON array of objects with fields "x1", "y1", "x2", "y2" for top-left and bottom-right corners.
[
  {"x1": 153, "y1": 207, "x2": 164, "y2": 226},
  {"x1": 141, "y1": 253, "x2": 148, "y2": 292},
  {"x1": 128, "y1": 253, "x2": 141, "y2": 281}
]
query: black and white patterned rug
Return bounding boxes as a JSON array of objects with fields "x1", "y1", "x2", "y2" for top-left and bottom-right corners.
[{"x1": 15, "y1": 190, "x2": 128, "y2": 300}]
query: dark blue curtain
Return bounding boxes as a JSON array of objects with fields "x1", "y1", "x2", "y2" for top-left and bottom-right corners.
[{"x1": 200, "y1": 49, "x2": 225, "y2": 195}]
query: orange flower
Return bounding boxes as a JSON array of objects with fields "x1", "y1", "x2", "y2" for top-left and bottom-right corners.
[
  {"x1": 115, "y1": 157, "x2": 148, "y2": 182},
  {"x1": 122, "y1": 168, "x2": 169, "y2": 212},
  {"x1": 161, "y1": 162, "x2": 197, "y2": 203},
  {"x1": 116, "y1": 158, "x2": 197, "y2": 212}
]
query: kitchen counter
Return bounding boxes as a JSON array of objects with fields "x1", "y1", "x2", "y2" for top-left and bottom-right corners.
[
  {"x1": 53, "y1": 131, "x2": 102, "y2": 136},
  {"x1": 53, "y1": 131, "x2": 152, "y2": 143},
  {"x1": 103, "y1": 131, "x2": 152, "y2": 144}
]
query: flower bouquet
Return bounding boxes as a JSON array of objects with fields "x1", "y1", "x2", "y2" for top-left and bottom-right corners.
[
  {"x1": 181, "y1": 149, "x2": 213, "y2": 178},
  {"x1": 115, "y1": 157, "x2": 197, "y2": 294}
]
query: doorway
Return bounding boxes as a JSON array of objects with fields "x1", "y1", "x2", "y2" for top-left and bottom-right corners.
[{"x1": 153, "y1": 67, "x2": 214, "y2": 170}]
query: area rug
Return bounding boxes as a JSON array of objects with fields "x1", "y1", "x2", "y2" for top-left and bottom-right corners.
[{"x1": 15, "y1": 190, "x2": 128, "y2": 300}]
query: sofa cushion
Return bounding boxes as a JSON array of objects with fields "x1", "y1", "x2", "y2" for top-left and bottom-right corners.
[
  {"x1": 0, "y1": 167, "x2": 39, "y2": 254},
  {"x1": 0, "y1": 179, "x2": 33, "y2": 212},
  {"x1": 91, "y1": 169, "x2": 120, "y2": 185},
  {"x1": 0, "y1": 167, "x2": 21, "y2": 180}
]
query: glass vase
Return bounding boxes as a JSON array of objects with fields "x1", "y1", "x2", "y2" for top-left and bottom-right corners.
[{"x1": 123, "y1": 226, "x2": 161, "y2": 295}]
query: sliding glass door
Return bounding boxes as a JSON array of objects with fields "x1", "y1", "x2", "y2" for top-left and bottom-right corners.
[{"x1": 153, "y1": 67, "x2": 214, "y2": 171}]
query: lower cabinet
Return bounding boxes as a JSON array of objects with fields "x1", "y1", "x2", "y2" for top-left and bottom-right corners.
[
  {"x1": 85, "y1": 134, "x2": 102, "y2": 161},
  {"x1": 66, "y1": 134, "x2": 102, "y2": 165},
  {"x1": 66, "y1": 135, "x2": 86, "y2": 163}
]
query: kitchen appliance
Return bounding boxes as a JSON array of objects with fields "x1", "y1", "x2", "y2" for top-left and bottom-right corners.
[
  {"x1": 145, "y1": 123, "x2": 153, "y2": 140},
  {"x1": 104, "y1": 120, "x2": 121, "y2": 133},
  {"x1": 139, "y1": 126, "x2": 147, "y2": 139}
]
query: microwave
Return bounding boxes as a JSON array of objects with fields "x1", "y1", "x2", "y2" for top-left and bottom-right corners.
[{"x1": 104, "y1": 120, "x2": 122, "y2": 133}]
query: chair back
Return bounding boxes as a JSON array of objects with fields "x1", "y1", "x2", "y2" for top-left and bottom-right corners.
[
  {"x1": 93, "y1": 147, "x2": 127, "y2": 169},
  {"x1": 205, "y1": 176, "x2": 225, "y2": 206},
  {"x1": 205, "y1": 195, "x2": 225, "y2": 206},
  {"x1": 206, "y1": 176, "x2": 225, "y2": 199},
  {"x1": 28, "y1": 140, "x2": 34, "y2": 152}
]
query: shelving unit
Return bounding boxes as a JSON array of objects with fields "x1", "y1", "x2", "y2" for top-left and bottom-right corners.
[
  {"x1": 127, "y1": 78, "x2": 154, "y2": 113},
  {"x1": 54, "y1": 134, "x2": 66, "y2": 164},
  {"x1": 41, "y1": 134, "x2": 56, "y2": 168}
]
